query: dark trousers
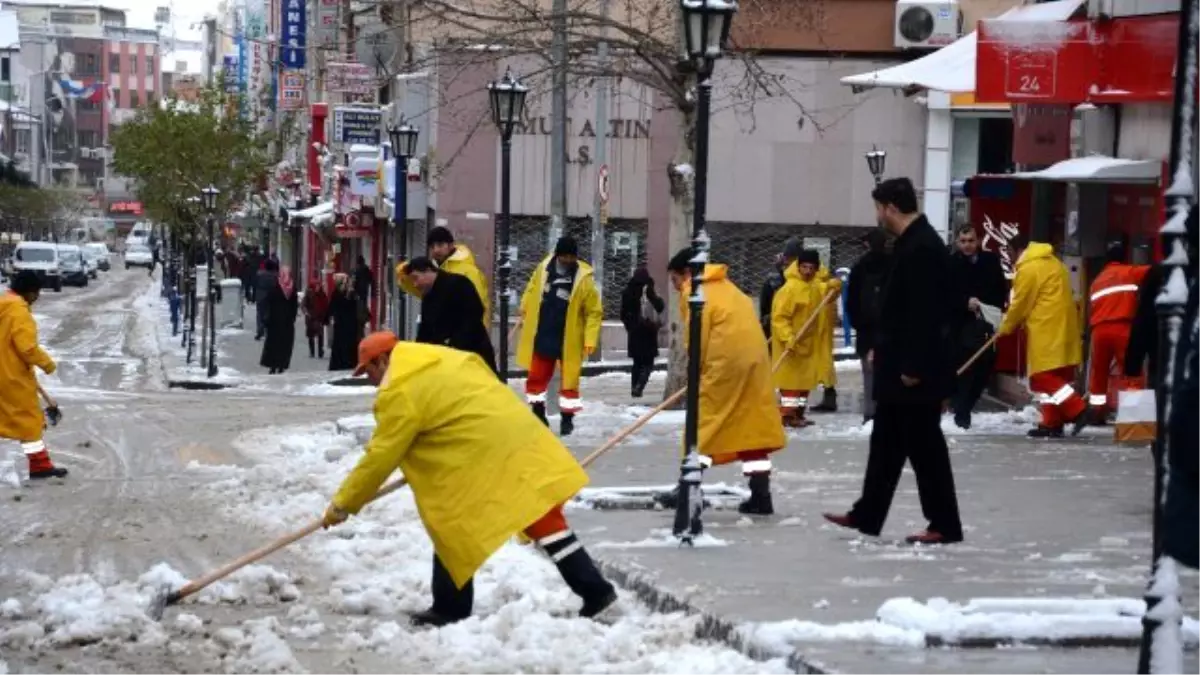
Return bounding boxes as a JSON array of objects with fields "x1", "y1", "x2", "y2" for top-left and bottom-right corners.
[
  {"x1": 308, "y1": 332, "x2": 324, "y2": 357},
  {"x1": 952, "y1": 346, "x2": 995, "y2": 418},
  {"x1": 431, "y1": 554, "x2": 474, "y2": 619},
  {"x1": 630, "y1": 356, "x2": 654, "y2": 393},
  {"x1": 850, "y1": 400, "x2": 963, "y2": 539}
]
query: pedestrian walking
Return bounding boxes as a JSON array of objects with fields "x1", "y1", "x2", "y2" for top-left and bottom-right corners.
[
  {"x1": 327, "y1": 274, "x2": 361, "y2": 372},
  {"x1": 844, "y1": 229, "x2": 891, "y2": 424},
  {"x1": 660, "y1": 248, "x2": 787, "y2": 516},
  {"x1": 404, "y1": 256, "x2": 498, "y2": 375},
  {"x1": 0, "y1": 270, "x2": 68, "y2": 480},
  {"x1": 302, "y1": 276, "x2": 329, "y2": 359},
  {"x1": 322, "y1": 332, "x2": 618, "y2": 627},
  {"x1": 253, "y1": 259, "x2": 279, "y2": 340},
  {"x1": 824, "y1": 177, "x2": 962, "y2": 545},
  {"x1": 150, "y1": 243, "x2": 161, "y2": 277},
  {"x1": 260, "y1": 266, "x2": 299, "y2": 374},
  {"x1": 1085, "y1": 238, "x2": 1149, "y2": 423},
  {"x1": 516, "y1": 237, "x2": 602, "y2": 436},
  {"x1": 948, "y1": 224, "x2": 1008, "y2": 429},
  {"x1": 996, "y1": 235, "x2": 1088, "y2": 438},
  {"x1": 619, "y1": 267, "x2": 664, "y2": 398},
  {"x1": 398, "y1": 226, "x2": 490, "y2": 329},
  {"x1": 771, "y1": 249, "x2": 824, "y2": 428},
  {"x1": 241, "y1": 247, "x2": 259, "y2": 304}
]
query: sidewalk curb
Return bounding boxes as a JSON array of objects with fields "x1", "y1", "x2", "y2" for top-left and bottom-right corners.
[{"x1": 593, "y1": 559, "x2": 828, "y2": 674}]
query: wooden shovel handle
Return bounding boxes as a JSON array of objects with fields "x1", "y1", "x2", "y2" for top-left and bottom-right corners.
[
  {"x1": 507, "y1": 317, "x2": 523, "y2": 346},
  {"x1": 174, "y1": 476, "x2": 411, "y2": 601},
  {"x1": 580, "y1": 388, "x2": 685, "y2": 468},
  {"x1": 956, "y1": 333, "x2": 1000, "y2": 376}
]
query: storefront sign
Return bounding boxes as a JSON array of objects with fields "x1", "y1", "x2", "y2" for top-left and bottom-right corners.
[
  {"x1": 1012, "y1": 104, "x2": 1071, "y2": 167},
  {"x1": 333, "y1": 107, "x2": 382, "y2": 145},
  {"x1": 108, "y1": 200, "x2": 143, "y2": 215},
  {"x1": 315, "y1": 0, "x2": 339, "y2": 48},
  {"x1": 279, "y1": 70, "x2": 305, "y2": 111},
  {"x1": 327, "y1": 61, "x2": 373, "y2": 98},
  {"x1": 280, "y1": 0, "x2": 307, "y2": 70},
  {"x1": 221, "y1": 55, "x2": 239, "y2": 93},
  {"x1": 968, "y1": 177, "x2": 1031, "y2": 374}
]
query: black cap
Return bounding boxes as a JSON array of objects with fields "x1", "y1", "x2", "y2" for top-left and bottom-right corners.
[
  {"x1": 554, "y1": 236, "x2": 579, "y2": 257},
  {"x1": 426, "y1": 226, "x2": 454, "y2": 247},
  {"x1": 798, "y1": 249, "x2": 820, "y2": 265},
  {"x1": 9, "y1": 270, "x2": 41, "y2": 294},
  {"x1": 782, "y1": 237, "x2": 804, "y2": 260}
]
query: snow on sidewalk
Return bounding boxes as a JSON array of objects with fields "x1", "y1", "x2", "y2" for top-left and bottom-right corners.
[{"x1": 179, "y1": 421, "x2": 788, "y2": 673}]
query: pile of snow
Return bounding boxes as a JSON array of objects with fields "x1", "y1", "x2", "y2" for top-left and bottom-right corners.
[
  {"x1": 195, "y1": 422, "x2": 787, "y2": 673},
  {"x1": 743, "y1": 596, "x2": 1200, "y2": 654},
  {"x1": 0, "y1": 562, "x2": 302, "y2": 654}
]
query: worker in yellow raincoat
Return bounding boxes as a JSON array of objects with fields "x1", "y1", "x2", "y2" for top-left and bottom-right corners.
[
  {"x1": 0, "y1": 271, "x2": 67, "y2": 480},
  {"x1": 809, "y1": 265, "x2": 843, "y2": 412},
  {"x1": 395, "y1": 226, "x2": 490, "y2": 329},
  {"x1": 660, "y1": 248, "x2": 787, "y2": 516},
  {"x1": 771, "y1": 250, "x2": 824, "y2": 428},
  {"x1": 516, "y1": 236, "x2": 603, "y2": 437},
  {"x1": 997, "y1": 236, "x2": 1087, "y2": 437},
  {"x1": 323, "y1": 331, "x2": 617, "y2": 627}
]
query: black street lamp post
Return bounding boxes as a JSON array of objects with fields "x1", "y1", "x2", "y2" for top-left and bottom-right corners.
[
  {"x1": 675, "y1": 0, "x2": 736, "y2": 543},
  {"x1": 201, "y1": 185, "x2": 220, "y2": 378},
  {"x1": 387, "y1": 120, "x2": 420, "y2": 339},
  {"x1": 1136, "y1": 0, "x2": 1195, "y2": 670},
  {"x1": 488, "y1": 69, "x2": 529, "y2": 382},
  {"x1": 865, "y1": 145, "x2": 887, "y2": 185}
]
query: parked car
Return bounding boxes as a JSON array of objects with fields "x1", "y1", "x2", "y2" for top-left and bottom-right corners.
[
  {"x1": 12, "y1": 241, "x2": 62, "y2": 292},
  {"x1": 125, "y1": 243, "x2": 154, "y2": 269},
  {"x1": 56, "y1": 244, "x2": 90, "y2": 287},
  {"x1": 83, "y1": 242, "x2": 111, "y2": 272}
]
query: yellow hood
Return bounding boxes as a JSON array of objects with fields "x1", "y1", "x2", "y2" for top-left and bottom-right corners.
[
  {"x1": 1016, "y1": 242, "x2": 1056, "y2": 268},
  {"x1": 699, "y1": 263, "x2": 729, "y2": 283},
  {"x1": 447, "y1": 245, "x2": 478, "y2": 266}
]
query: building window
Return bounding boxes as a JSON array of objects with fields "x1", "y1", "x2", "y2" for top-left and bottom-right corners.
[
  {"x1": 78, "y1": 53, "x2": 99, "y2": 75},
  {"x1": 109, "y1": 55, "x2": 120, "y2": 73},
  {"x1": 78, "y1": 130, "x2": 98, "y2": 148},
  {"x1": 130, "y1": 89, "x2": 140, "y2": 107},
  {"x1": 109, "y1": 88, "x2": 120, "y2": 107}
]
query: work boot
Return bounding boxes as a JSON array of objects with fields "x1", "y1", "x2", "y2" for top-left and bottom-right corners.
[
  {"x1": 1027, "y1": 425, "x2": 1065, "y2": 439},
  {"x1": 531, "y1": 401, "x2": 549, "y2": 427},
  {"x1": 811, "y1": 387, "x2": 838, "y2": 412},
  {"x1": 1070, "y1": 410, "x2": 1089, "y2": 437},
  {"x1": 560, "y1": 412, "x2": 575, "y2": 437},
  {"x1": 953, "y1": 412, "x2": 972, "y2": 430},
  {"x1": 409, "y1": 608, "x2": 467, "y2": 628},
  {"x1": 545, "y1": 536, "x2": 618, "y2": 619},
  {"x1": 782, "y1": 410, "x2": 812, "y2": 428},
  {"x1": 26, "y1": 450, "x2": 68, "y2": 480},
  {"x1": 737, "y1": 472, "x2": 774, "y2": 516}
]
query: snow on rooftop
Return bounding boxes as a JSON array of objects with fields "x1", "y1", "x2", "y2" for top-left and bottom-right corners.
[{"x1": 1011, "y1": 156, "x2": 1163, "y2": 183}]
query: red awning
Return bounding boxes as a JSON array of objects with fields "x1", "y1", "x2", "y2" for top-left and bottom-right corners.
[{"x1": 976, "y1": 12, "x2": 1179, "y2": 104}]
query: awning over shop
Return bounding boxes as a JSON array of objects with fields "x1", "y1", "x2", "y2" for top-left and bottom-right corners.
[
  {"x1": 840, "y1": 0, "x2": 1086, "y2": 94},
  {"x1": 1010, "y1": 156, "x2": 1163, "y2": 184},
  {"x1": 289, "y1": 200, "x2": 335, "y2": 227}
]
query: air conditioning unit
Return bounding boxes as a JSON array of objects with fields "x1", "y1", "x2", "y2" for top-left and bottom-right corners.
[{"x1": 894, "y1": 0, "x2": 963, "y2": 49}]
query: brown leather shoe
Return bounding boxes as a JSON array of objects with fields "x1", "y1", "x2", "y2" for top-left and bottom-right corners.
[
  {"x1": 904, "y1": 529, "x2": 963, "y2": 545},
  {"x1": 822, "y1": 512, "x2": 857, "y2": 530}
]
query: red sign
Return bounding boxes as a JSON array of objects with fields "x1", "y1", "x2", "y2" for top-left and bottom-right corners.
[
  {"x1": 108, "y1": 200, "x2": 143, "y2": 215},
  {"x1": 967, "y1": 177, "x2": 1031, "y2": 374},
  {"x1": 976, "y1": 14, "x2": 1179, "y2": 105},
  {"x1": 1011, "y1": 104, "x2": 1072, "y2": 167}
]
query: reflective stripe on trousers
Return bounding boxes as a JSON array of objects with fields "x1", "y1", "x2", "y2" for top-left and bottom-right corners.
[
  {"x1": 741, "y1": 458, "x2": 772, "y2": 474},
  {"x1": 21, "y1": 440, "x2": 45, "y2": 455},
  {"x1": 1049, "y1": 384, "x2": 1077, "y2": 406},
  {"x1": 1088, "y1": 394, "x2": 1107, "y2": 406}
]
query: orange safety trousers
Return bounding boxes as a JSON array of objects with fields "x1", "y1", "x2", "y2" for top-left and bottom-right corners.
[
  {"x1": 1029, "y1": 366, "x2": 1088, "y2": 429},
  {"x1": 1088, "y1": 321, "x2": 1134, "y2": 413},
  {"x1": 524, "y1": 353, "x2": 581, "y2": 413}
]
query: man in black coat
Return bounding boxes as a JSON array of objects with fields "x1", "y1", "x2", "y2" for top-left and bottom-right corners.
[
  {"x1": 949, "y1": 223, "x2": 1009, "y2": 429},
  {"x1": 824, "y1": 177, "x2": 963, "y2": 545},
  {"x1": 844, "y1": 228, "x2": 891, "y2": 424},
  {"x1": 404, "y1": 256, "x2": 498, "y2": 376}
]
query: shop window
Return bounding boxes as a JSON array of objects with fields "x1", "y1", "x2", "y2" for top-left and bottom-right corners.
[{"x1": 978, "y1": 117, "x2": 1014, "y2": 175}]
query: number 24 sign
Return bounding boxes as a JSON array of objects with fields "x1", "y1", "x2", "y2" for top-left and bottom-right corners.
[{"x1": 1005, "y1": 48, "x2": 1057, "y2": 99}]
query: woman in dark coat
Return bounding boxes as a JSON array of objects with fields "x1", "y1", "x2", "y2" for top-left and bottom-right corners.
[
  {"x1": 619, "y1": 267, "x2": 664, "y2": 397},
  {"x1": 302, "y1": 276, "x2": 330, "y2": 359},
  {"x1": 327, "y1": 273, "x2": 362, "y2": 371},
  {"x1": 260, "y1": 266, "x2": 299, "y2": 374}
]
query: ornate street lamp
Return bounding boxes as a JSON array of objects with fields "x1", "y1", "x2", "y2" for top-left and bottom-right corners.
[
  {"x1": 387, "y1": 120, "x2": 420, "y2": 338},
  {"x1": 865, "y1": 145, "x2": 887, "y2": 185},
  {"x1": 488, "y1": 68, "x2": 528, "y2": 382},
  {"x1": 675, "y1": 0, "x2": 736, "y2": 543},
  {"x1": 201, "y1": 185, "x2": 220, "y2": 378}
]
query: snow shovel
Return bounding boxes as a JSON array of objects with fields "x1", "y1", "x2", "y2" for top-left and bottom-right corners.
[{"x1": 147, "y1": 476, "x2": 411, "y2": 620}]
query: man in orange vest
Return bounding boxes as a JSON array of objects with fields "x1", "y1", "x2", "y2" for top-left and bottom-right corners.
[{"x1": 1086, "y1": 239, "x2": 1150, "y2": 421}]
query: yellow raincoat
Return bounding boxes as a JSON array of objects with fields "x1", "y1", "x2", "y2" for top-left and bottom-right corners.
[
  {"x1": 0, "y1": 290, "x2": 56, "y2": 441},
  {"x1": 997, "y1": 242, "x2": 1082, "y2": 375},
  {"x1": 812, "y1": 267, "x2": 843, "y2": 387},
  {"x1": 331, "y1": 342, "x2": 588, "y2": 589},
  {"x1": 770, "y1": 262, "x2": 822, "y2": 391},
  {"x1": 396, "y1": 245, "x2": 491, "y2": 327},
  {"x1": 517, "y1": 256, "x2": 603, "y2": 392},
  {"x1": 680, "y1": 264, "x2": 786, "y2": 463}
]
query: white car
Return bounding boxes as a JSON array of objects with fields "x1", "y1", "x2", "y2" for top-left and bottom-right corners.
[
  {"x1": 125, "y1": 244, "x2": 154, "y2": 269},
  {"x1": 12, "y1": 241, "x2": 62, "y2": 292},
  {"x1": 83, "y1": 242, "x2": 112, "y2": 272}
]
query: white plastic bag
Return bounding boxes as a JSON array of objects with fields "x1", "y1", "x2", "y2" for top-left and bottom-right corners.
[{"x1": 1115, "y1": 389, "x2": 1156, "y2": 444}]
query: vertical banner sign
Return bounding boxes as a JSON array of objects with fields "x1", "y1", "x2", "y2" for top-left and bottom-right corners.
[
  {"x1": 235, "y1": 3, "x2": 248, "y2": 119},
  {"x1": 315, "y1": 0, "x2": 339, "y2": 49},
  {"x1": 221, "y1": 55, "x2": 240, "y2": 93},
  {"x1": 280, "y1": 0, "x2": 307, "y2": 70},
  {"x1": 246, "y1": 0, "x2": 267, "y2": 124}
]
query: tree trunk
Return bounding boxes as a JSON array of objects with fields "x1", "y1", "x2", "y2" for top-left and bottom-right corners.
[{"x1": 662, "y1": 105, "x2": 697, "y2": 408}]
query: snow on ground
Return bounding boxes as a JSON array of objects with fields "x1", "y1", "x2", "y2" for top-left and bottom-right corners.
[
  {"x1": 133, "y1": 281, "x2": 246, "y2": 386},
  {"x1": 181, "y1": 421, "x2": 789, "y2": 673},
  {"x1": 742, "y1": 596, "x2": 1200, "y2": 655}
]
